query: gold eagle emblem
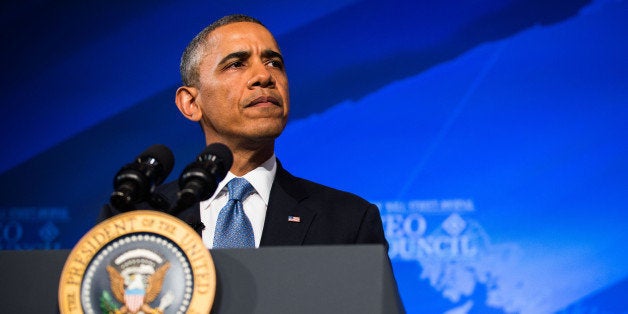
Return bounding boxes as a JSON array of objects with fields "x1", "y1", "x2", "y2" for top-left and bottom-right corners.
[{"x1": 105, "y1": 262, "x2": 172, "y2": 314}]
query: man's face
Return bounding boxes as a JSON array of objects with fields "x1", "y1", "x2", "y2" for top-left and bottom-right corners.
[{"x1": 195, "y1": 22, "x2": 289, "y2": 146}]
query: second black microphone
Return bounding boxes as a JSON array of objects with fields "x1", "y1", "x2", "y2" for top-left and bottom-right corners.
[{"x1": 169, "y1": 143, "x2": 233, "y2": 215}]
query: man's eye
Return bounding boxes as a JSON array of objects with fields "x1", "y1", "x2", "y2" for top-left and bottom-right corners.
[
  {"x1": 267, "y1": 60, "x2": 283, "y2": 69},
  {"x1": 227, "y1": 61, "x2": 245, "y2": 69}
]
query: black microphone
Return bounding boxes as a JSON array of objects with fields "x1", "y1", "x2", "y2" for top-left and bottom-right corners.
[
  {"x1": 110, "y1": 144, "x2": 175, "y2": 211},
  {"x1": 170, "y1": 143, "x2": 233, "y2": 215}
]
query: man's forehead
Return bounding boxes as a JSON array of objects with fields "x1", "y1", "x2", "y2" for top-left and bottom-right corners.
[{"x1": 207, "y1": 22, "x2": 278, "y2": 50}]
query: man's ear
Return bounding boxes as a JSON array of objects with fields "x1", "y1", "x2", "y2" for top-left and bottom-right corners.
[{"x1": 175, "y1": 86, "x2": 203, "y2": 122}]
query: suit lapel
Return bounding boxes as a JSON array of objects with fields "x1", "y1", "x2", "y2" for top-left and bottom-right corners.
[{"x1": 260, "y1": 163, "x2": 315, "y2": 246}]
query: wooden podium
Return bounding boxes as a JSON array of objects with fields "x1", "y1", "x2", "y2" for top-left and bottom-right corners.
[{"x1": 0, "y1": 245, "x2": 404, "y2": 313}]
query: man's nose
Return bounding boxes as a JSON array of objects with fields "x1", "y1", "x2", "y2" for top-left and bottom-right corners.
[{"x1": 247, "y1": 61, "x2": 275, "y2": 88}]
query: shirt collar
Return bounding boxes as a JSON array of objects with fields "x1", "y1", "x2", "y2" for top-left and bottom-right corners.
[{"x1": 206, "y1": 154, "x2": 277, "y2": 205}]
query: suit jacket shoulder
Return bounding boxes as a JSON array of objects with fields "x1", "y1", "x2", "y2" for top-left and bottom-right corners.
[{"x1": 260, "y1": 164, "x2": 388, "y2": 249}]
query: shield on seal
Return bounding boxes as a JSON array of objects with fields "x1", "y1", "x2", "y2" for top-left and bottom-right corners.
[{"x1": 124, "y1": 276, "x2": 145, "y2": 313}]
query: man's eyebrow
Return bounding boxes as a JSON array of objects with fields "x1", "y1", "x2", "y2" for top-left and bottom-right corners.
[
  {"x1": 261, "y1": 49, "x2": 284, "y2": 62},
  {"x1": 217, "y1": 51, "x2": 250, "y2": 67}
]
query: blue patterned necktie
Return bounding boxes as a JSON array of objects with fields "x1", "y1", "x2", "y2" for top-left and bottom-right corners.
[{"x1": 213, "y1": 177, "x2": 255, "y2": 248}]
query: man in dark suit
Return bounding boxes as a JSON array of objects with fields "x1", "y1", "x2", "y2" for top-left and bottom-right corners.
[{"x1": 101, "y1": 14, "x2": 387, "y2": 250}]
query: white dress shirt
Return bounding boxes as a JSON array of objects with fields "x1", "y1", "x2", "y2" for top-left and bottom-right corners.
[{"x1": 200, "y1": 155, "x2": 276, "y2": 248}]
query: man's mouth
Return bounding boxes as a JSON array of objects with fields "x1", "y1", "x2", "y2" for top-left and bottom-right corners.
[{"x1": 247, "y1": 96, "x2": 280, "y2": 108}]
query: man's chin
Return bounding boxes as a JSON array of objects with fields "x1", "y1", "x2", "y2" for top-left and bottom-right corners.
[
  {"x1": 250, "y1": 120, "x2": 286, "y2": 138},
  {"x1": 252, "y1": 130, "x2": 284, "y2": 142},
  {"x1": 233, "y1": 126, "x2": 284, "y2": 143}
]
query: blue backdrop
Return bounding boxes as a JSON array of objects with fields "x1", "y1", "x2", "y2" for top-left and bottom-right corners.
[{"x1": 1, "y1": 0, "x2": 627, "y2": 313}]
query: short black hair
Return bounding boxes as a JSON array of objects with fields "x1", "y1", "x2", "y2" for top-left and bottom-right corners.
[{"x1": 179, "y1": 14, "x2": 265, "y2": 87}]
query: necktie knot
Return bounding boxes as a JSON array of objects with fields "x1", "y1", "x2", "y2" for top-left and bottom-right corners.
[{"x1": 227, "y1": 177, "x2": 254, "y2": 201}]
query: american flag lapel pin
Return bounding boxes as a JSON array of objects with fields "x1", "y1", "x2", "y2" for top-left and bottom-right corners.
[{"x1": 288, "y1": 215, "x2": 301, "y2": 223}]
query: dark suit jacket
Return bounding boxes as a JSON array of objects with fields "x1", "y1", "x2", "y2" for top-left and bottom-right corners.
[{"x1": 100, "y1": 162, "x2": 388, "y2": 249}]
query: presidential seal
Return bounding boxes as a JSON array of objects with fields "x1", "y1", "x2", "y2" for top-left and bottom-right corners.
[{"x1": 59, "y1": 210, "x2": 215, "y2": 314}]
